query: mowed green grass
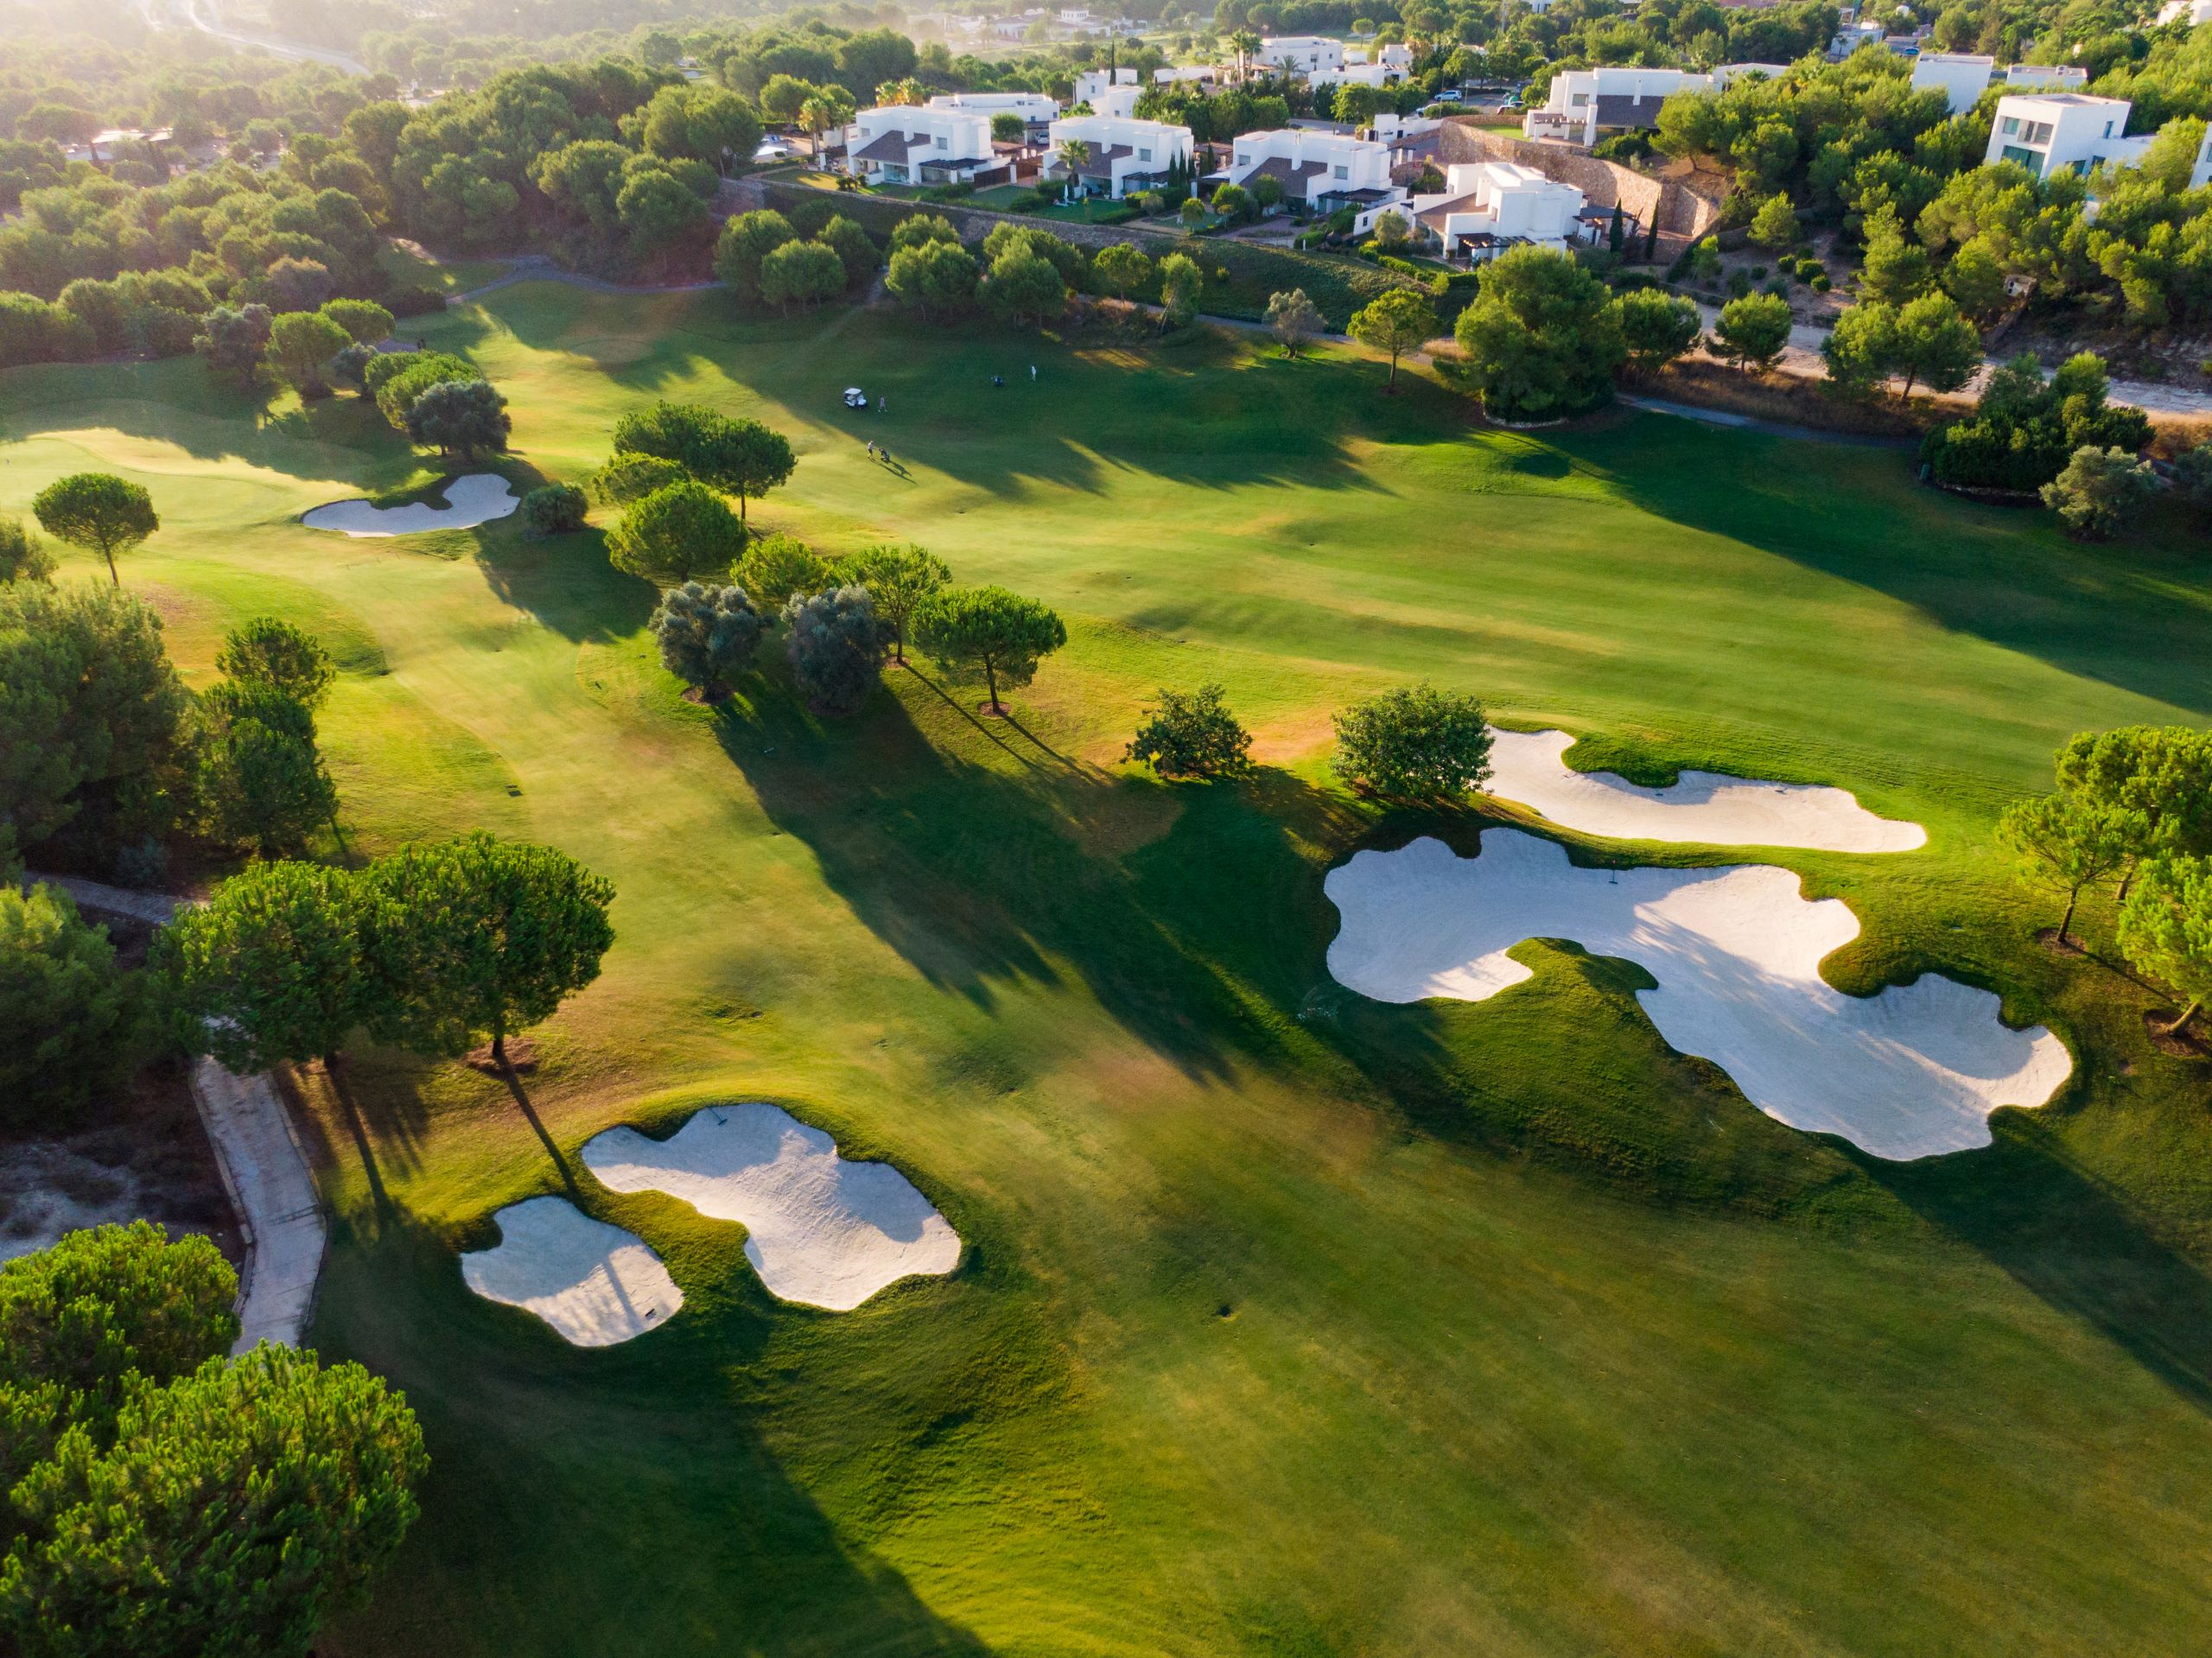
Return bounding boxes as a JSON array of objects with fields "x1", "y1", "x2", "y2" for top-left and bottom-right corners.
[{"x1": 7, "y1": 286, "x2": 2212, "y2": 1656}]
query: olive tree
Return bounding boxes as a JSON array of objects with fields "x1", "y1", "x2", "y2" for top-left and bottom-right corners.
[
  {"x1": 520, "y1": 483, "x2": 589, "y2": 537},
  {"x1": 32, "y1": 473, "x2": 158, "y2": 587},
  {"x1": 2042, "y1": 446, "x2": 2156, "y2": 540},
  {"x1": 913, "y1": 585, "x2": 1067, "y2": 715},
  {"x1": 842, "y1": 543, "x2": 949, "y2": 664},
  {"x1": 1265, "y1": 288, "x2": 1325, "y2": 359},
  {"x1": 404, "y1": 378, "x2": 510, "y2": 461},
  {"x1": 784, "y1": 586, "x2": 893, "y2": 715},
  {"x1": 1127, "y1": 683, "x2": 1253, "y2": 778},
  {"x1": 649, "y1": 581, "x2": 764, "y2": 698},
  {"x1": 361, "y1": 832, "x2": 616, "y2": 1070},
  {"x1": 1332, "y1": 684, "x2": 1493, "y2": 800},
  {"x1": 193, "y1": 302, "x2": 271, "y2": 387}
]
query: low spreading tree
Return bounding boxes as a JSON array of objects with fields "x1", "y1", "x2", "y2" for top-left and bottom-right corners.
[
  {"x1": 1092, "y1": 242, "x2": 1152, "y2": 301},
  {"x1": 1998, "y1": 789, "x2": 2138, "y2": 946},
  {"x1": 0, "y1": 885, "x2": 133, "y2": 1131},
  {"x1": 153, "y1": 860, "x2": 374, "y2": 1074},
  {"x1": 715, "y1": 209, "x2": 797, "y2": 302},
  {"x1": 983, "y1": 244, "x2": 1067, "y2": 327},
  {"x1": 194, "y1": 683, "x2": 339, "y2": 857},
  {"x1": 590, "y1": 454, "x2": 687, "y2": 505},
  {"x1": 887, "y1": 238, "x2": 982, "y2": 319},
  {"x1": 784, "y1": 586, "x2": 893, "y2": 715},
  {"x1": 320, "y1": 298, "x2": 394, "y2": 346},
  {"x1": 369, "y1": 352, "x2": 480, "y2": 429},
  {"x1": 32, "y1": 473, "x2": 157, "y2": 587},
  {"x1": 606, "y1": 480, "x2": 741, "y2": 582},
  {"x1": 1127, "y1": 683, "x2": 1253, "y2": 778},
  {"x1": 842, "y1": 543, "x2": 949, "y2": 664},
  {"x1": 1266, "y1": 288, "x2": 1325, "y2": 359},
  {"x1": 760, "y1": 239, "x2": 849, "y2": 309},
  {"x1": 1332, "y1": 684, "x2": 1493, "y2": 801},
  {"x1": 361, "y1": 832, "x2": 616, "y2": 1070},
  {"x1": 1347, "y1": 289, "x2": 1436, "y2": 391},
  {"x1": 1712, "y1": 292, "x2": 1791, "y2": 372},
  {"x1": 650, "y1": 581, "x2": 765, "y2": 698},
  {"x1": 734, "y1": 532, "x2": 835, "y2": 613},
  {"x1": 264, "y1": 309, "x2": 350, "y2": 397},
  {"x1": 2120, "y1": 854, "x2": 2212, "y2": 1038},
  {"x1": 2042, "y1": 445, "x2": 2156, "y2": 540},
  {"x1": 404, "y1": 378, "x2": 510, "y2": 461},
  {"x1": 887, "y1": 213, "x2": 962, "y2": 257},
  {"x1": 1452, "y1": 247, "x2": 1624, "y2": 421},
  {"x1": 611, "y1": 403, "x2": 794, "y2": 522},
  {"x1": 217, "y1": 617, "x2": 335, "y2": 708},
  {"x1": 520, "y1": 484, "x2": 589, "y2": 537},
  {"x1": 913, "y1": 585, "x2": 1067, "y2": 715},
  {"x1": 193, "y1": 303, "x2": 272, "y2": 388},
  {"x1": 0, "y1": 517, "x2": 54, "y2": 584},
  {"x1": 1612, "y1": 289, "x2": 1700, "y2": 376}
]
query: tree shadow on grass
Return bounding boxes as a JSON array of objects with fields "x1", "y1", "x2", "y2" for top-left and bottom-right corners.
[
  {"x1": 317, "y1": 1216, "x2": 1002, "y2": 1658},
  {"x1": 1575, "y1": 413, "x2": 2212, "y2": 716},
  {"x1": 472, "y1": 523, "x2": 658, "y2": 645},
  {"x1": 1868, "y1": 1110, "x2": 2212, "y2": 1410}
]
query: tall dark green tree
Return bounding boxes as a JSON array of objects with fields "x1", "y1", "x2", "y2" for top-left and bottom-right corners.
[{"x1": 913, "y1": 585, "x2": 1067, "y2": 715}]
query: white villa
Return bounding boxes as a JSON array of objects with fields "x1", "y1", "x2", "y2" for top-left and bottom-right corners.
[
  {"x1": 1044, "y1": 113, "x2": 1192, "y2": 196},
  {"x1": 2156, "y1": 0, "x2": 2212, "y2": 22},
  {"x1": 1311, "y1": 59, "x2": 1406, "y2": 90},
  {"x1": 1522, "y1": 66, "x2": 1710, "y2": 145},
  {"x1": 2004, "y1": 63, "x2": 2088, "y2": 91},
  {"x1": 1221, "y1": 127, "x2": 1395, "y2": 213},
  {"x1": 928, "y1": 91, "x2": 1058, "y2": 130},
  {"x1": 1910, "y1": 51, "x2": 1993, "y2": 113},
  {"x1": 844, "y1": 105, "x2": 997, "y2": 186},
  {"x1": 1074, "y1": 67, "x2": 1144, "y2": 117},
  {"x1": 1985, "y1": 92, "x2": 2151, "y2": 179},
  {"x1": 1256, "y1": 35, "x2": 1345, "y2": 75},
  {"x1": 1390, "y1": 162, "x2": 1587, "y2": 261}
]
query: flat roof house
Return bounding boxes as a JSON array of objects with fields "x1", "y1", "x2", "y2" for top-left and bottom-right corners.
[
  {"x1": 1397, "y1": 161, "x2": 1587, "y2": 261},
  {"x1": 846, "y1": 105, "x2": 998, "y2": 186},
  {"x1": 1985, "y1": 92, "x2": 2150, "y2": 179},
  {"x1": 1257, "y1": 35, "x2": 1345, "y2": 75},
  {"x1": 1075, "y1": 67, "x2": 1144, "y2": 117},
  {"x1": 929, "y1": 92, "x2": 1059, "y2": 130},
  {"x1": 2004, "y1": 63, "x2": 2088, "y2": 91},
  {"x1": 1522, "y1": 67, "x2": 1710, "y2": 146},
  {"x1": 1044, "y1": 113, "x2": 1192, "y2": 196},
  {"x1": 1909, "y1": 51, "x2": 1993, "y2": 113},
  {"x1": 1223, "y1": 127, "x2": 1393, "y2": 213}
]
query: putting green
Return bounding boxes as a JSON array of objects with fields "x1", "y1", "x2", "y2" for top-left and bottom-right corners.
[{"x1": 7, "y1": 283, "x2": 2212, "y2": 1657}]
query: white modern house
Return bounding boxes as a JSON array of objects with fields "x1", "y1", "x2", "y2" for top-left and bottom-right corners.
[
  {"x1": 2004, "y1": 63, "x2": 2088, "y2": 91},
  {"x1": 1044, "y1": 113, "x2": 1192, "y2": 196},
  {"x1": 2156, "y1": 0, "x2": 2212, "y2": 23},
  {"x1": 1522, "y1": 67, "x2": 1710, "y2": 145},
  {"x1": 1221, "y1": 126, "x2": 1394, "y2": 213},
  {"x1": 845, "y1": 105, "x2": 997, "y2": 186},
  {"x1": 1256, "y1": 35, "x2": 1345, "y2": 75},
  {"x1": 1311, "y1": 59, "x2": 1405, "y2": 91},
  {"x1": 928, "y1": 92, "x2": 1059, "y2": 130},
  {"x1": 1910, "y1": 51, "x2": 1993, "y2": 112},
  {"x1": 1074, "y1": 67, "x2": 1144, "y2": 117},
  {"x1": 1389, "y1": 161, "x2": 1586, "y2": 261},
  {"x1": 1985, "y1": 92, "x2": 2151, "y2": 179}
]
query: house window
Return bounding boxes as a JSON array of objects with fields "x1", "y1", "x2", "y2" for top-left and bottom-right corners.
[
  {"x1": 2102, "y1": 121, "x2": 2113, "y2": 137},
  {"x1": 1334, "y1": 164, "x2": 1347, "y2": 179},
  {"x1": 1570, "y1": 92, "x2": 1588, "y2": 106},
  {"x1": 1235, "y1": 151, "x2": 1249, "y2": 166},
  {"x1": 1999, "y1": 115, "x2": 2018, "y2": 135},
  {"x1": 937, "y1": 136, "x2": 949, "y2": 149},
  {"x1": 2000, "y1": 143, "x2": 2037, "y2": 167},
  {"x1": 1138, "y1": 147, "x2": 1151, "y2": 161}
]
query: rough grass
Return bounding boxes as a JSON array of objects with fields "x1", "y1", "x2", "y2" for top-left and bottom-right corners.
[{"x1": 7, "y1": 286, "x2": 2212, "y2": 1656}]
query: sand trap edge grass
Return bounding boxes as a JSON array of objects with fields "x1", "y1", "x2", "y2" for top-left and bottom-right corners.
[
  {"x1": 459, "y1": 1195, "x2": 683, "y2": 1346},
  {"x1": 303, "y1": 473, "x2": 518, "y2": 537}
]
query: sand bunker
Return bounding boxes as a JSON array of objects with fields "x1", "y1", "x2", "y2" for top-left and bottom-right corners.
[
  {"x1": 581, "y1": 1104, "x2": 959, "y2": 1311},
  {"x1": 302, "y1": 473, "x2": 518, "y2": 537},
  {"x1": 1325, "y1": 831, "x2": 2069, "y2": 1159},
  {"x1": 1486, "y1": 729, "x2": 1926, "y2": 852},
  {"x1": 459, "y1": 1196, "x2": 683, "y2": 1346}
]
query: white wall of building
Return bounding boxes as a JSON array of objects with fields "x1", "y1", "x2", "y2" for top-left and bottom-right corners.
[
  {"x1": 1524, "y1": 66, "x2": 1711, "y2": 144},
  {"x1": 1910, "y1": 51, "x2": 1993, "y2": 112},
  {"x1": 846, "y1": 105, "x2": 996, "y2": 183},
  {"x1": 1392, "y1": 160, "x2": 1586, "y2": 258},
  {"x1": 1224, "y1": 127, "x2": 1392, "y2": 202},
  {"x1": 1985, "y1": 93, "x2": 2149, "y2": 179},
  {"x1": 928, "y1": 92, "x2": 1058, "y2": 125},
  {"x1": 1044, "y1": 113, "x2": 1192, "y2": 196},
  {"x1": 1257, "y1": 35, "x2": 1345, "y2": 74}
]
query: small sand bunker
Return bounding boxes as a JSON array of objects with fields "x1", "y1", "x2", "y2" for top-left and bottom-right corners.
[
  {"x1": 302, "y1": 473, "x2": 518, "y2": 537},
  {"x1": 459, "y1": 1196, "x2": 682, "y2": 1346},
  {"x1": 1325, "y1": 831, "x2": 2069, "y2": 1160},
  {"x1": 1486, "y1": 728, "x2": 1926, "y2": 852},
  {"x1": 582, "y1": 1104, "x2": 959, "y2": 1311}
]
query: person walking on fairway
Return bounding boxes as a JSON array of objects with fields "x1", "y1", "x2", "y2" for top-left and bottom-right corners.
[
  {"x1": 1029, "y1": 363, "x2": 1037, "y2": 382},
  {"x1": 878, "y1": 396, "x2": 886, "y2": 414}
]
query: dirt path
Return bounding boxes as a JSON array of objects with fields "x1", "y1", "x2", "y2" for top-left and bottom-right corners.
[{"x1": 32, "y1": 875, "x2": 327, "y2": 1353}]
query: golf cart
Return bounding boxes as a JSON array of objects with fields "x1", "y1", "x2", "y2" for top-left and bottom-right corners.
[{"x1": 842, "y1": 386, "x2": 868, "y2": 410}]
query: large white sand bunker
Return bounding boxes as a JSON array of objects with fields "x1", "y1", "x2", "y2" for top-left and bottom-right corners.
[
  {"x1": 1486, "y1": 728, "x2": 1926, "y2": 852},
  {"x1": 1325, "y1": 831, "x2": 2069, "y2": 1160},
  {"x1": 302, "y1": 473, "x2": 518, "y2": 537},
  {"x1": 582, "y1": 1104, "x2": 959, "y2": 1311},
  {"x1": 460, "y1": 1196, "x2": 683, "y2": 1346}
]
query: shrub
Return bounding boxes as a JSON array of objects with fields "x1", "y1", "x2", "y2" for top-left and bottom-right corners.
[
  {"x1": 784, "y1": 586, "x2": 892, "y2": 715},
  {"x1": 0, "y1": 884, "x2": 133, "y2": 1128},
  {"x1": 734, "y1": 532, "x2": 835, "y2": 613},
  {"x1": 520, "y1": 483, "x2": 588, "y2": 537},
  {"x1": 2041, "y1": 445, "x2": 2157, "y2": 540},
  {"x1": 1923, "y1": 352, "x2": 2151, "y2": 493},
  {"x1": 0, "y1": 292, "x2": 93, "y2": 367},
  {"x1": 386, "y1": 285, "x2": 447, "y2": 319},
  {"x1": 650, "y1": 581, "x2": 764, "y2": 697},
  {"x1": 1331, "y1": 684, "x2": 1493, "y2": 800},
  {"x1": 1126, "y1": 683, "x2": 1253, "y2": 778},
  {"x1": 0, "y1": 516, "x2": 55, "y2": 584},
  {"x1": 217, "y1": 616, "x2": 334, "y2": 708}
]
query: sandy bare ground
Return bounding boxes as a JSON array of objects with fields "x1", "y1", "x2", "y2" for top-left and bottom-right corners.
[
  {"x1": 302, "y1": 473, "x2": 517, "y2": 537},
  {"x1": 460, "y1": 1196, "x2": 683, "y2": 1346},
  {"x1": 582, "y1": 1104, "x2": 960, "y2": 1311},
  {"x1": 1486, "y1": 729, "x2": 1927, "y2": 852},
  {"x1": 1325, "y1": 831, "x2": 2069, "y2": 1160}
]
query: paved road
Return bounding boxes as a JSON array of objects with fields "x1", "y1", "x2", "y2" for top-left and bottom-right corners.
[
  {"x1": 31, "y1": 874, "x2": 328, "y2": 1353},
  {"x1": 147, "y1": 0, "x2": 370, "y2": 75}
]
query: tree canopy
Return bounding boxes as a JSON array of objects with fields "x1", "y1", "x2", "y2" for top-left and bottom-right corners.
[
  {"x1": 913, "y1": 585, "x2": 1067, "y2": 715},
  {"x1": 1332, "y1": 684, "x2": 1494, "y2": 801},
  {"x1": 606, "y1": 480, "x2": 742, "y2": 583},
  {"x1": 31, "y1": 474, "x2": 158, "y2": 587},
  {"x1": 1451, "y1": 247, "x2": 1623, "y2": 422}
]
